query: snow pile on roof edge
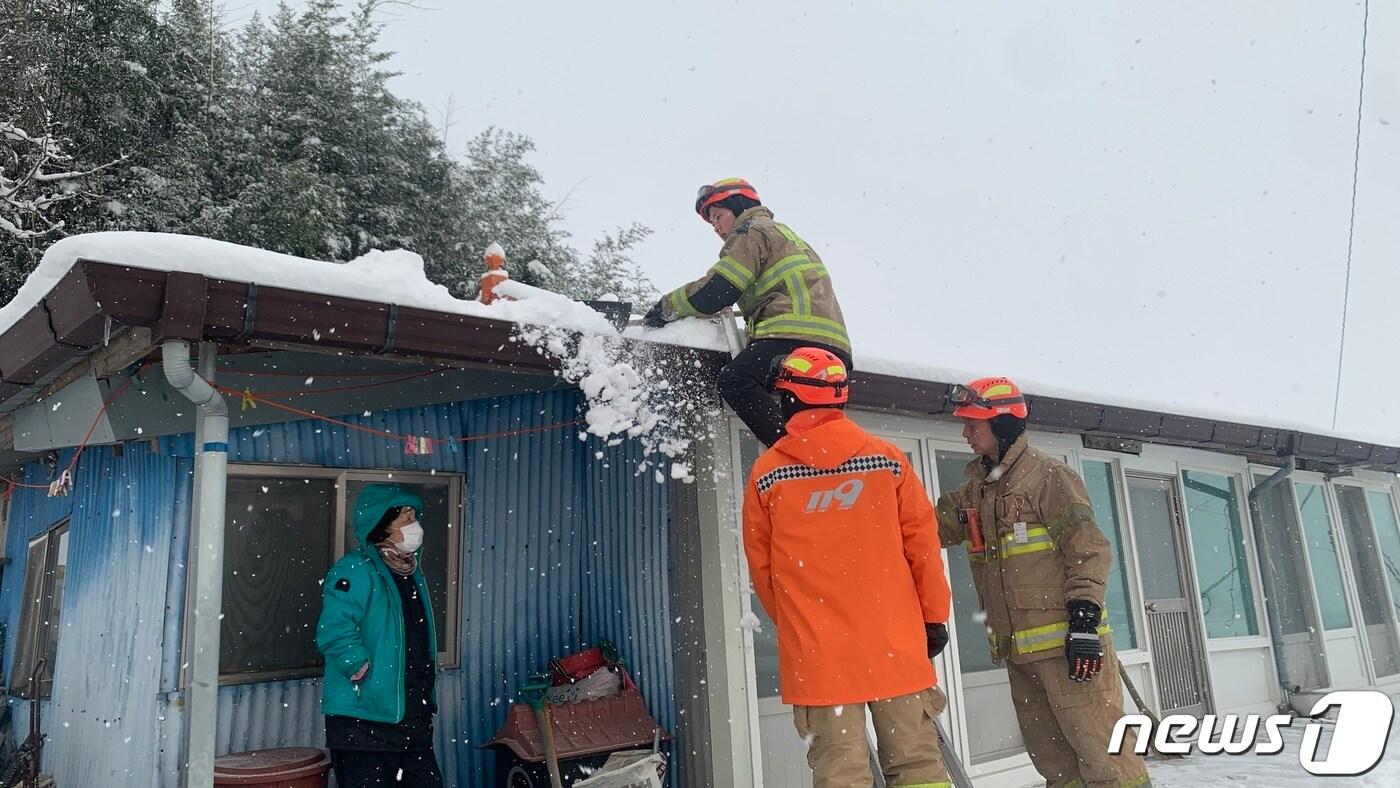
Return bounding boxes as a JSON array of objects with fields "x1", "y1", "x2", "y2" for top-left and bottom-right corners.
[{"x1": 0, "y1": 231, "x2": 616, "y2": 338}]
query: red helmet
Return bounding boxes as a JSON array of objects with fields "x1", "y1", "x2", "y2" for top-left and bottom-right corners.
[
  {"x1": 949, "y1": 377, "x2": 1028, "y2": 420},
  {"x1": 695, "y1": 178, "x2": 760, "y2": 221},
  {"x1": 770, "y1": 347, "x2": 849, "y2": 406}
]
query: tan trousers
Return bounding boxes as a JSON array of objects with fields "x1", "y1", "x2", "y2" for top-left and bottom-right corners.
[
  {"x1": 1006, "y1": 645, "x2": 1151, "y2": 788},
  {"x1": 793, "y1": 687, "x2": 952, "y2": 788}
]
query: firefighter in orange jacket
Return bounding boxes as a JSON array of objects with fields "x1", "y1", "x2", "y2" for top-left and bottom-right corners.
[
  {"x1": 743, "y1": 347, "x2": 953, "y2": 788},
  {"x1": 936, "y1": 377, "x2": 1150, "y2": 788}
]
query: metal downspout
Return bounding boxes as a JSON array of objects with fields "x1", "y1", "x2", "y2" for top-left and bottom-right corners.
[
  {"x1": 1247, "y1": 454, "x2": 1298, "y2": 712},
  {"x1": 163, "y1": 341, "x2": 228, "y2": 788}
]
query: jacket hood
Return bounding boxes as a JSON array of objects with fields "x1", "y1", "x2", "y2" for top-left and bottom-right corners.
[
  {"x1": 772, "y1": 409, "x2": 865, "y2": 470},
  {"x1": 352, "y1": 484, "x2": 424, "y2": 545},
  {"x1": 734, "y1": 205, "x2": 774, "y2": 226}
]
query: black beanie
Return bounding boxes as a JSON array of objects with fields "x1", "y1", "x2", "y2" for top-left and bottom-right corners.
[{"x1": 990, "y1": 415, "x2": 1026, "y2": 461}]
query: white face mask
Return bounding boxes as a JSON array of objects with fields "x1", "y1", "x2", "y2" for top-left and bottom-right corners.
[{"x1": 394, "y1": 522, "x2": 424, "y2": 554}]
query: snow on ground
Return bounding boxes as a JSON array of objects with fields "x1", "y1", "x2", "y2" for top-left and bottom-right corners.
[{"x1": 1016, "y1": 718, "x2": 1400, "y2": 787}]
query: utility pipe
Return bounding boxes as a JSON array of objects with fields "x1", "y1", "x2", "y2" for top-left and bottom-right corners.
[
  {"x1": 163, "y1": 341, "x2": 228, "y2": 788},
  {"x1": 1246, "y1": 454, "x2": 1299, "y2": 710}
]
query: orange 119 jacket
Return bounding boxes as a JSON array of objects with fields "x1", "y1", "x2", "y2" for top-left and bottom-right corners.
[{"x1": 743, "y1": 408, "x2": 951, "y2": 707}]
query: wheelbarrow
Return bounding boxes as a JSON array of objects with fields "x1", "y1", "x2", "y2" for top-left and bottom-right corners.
[{"x1": 484, "y1": 678, "x2": 671, "y2": 788}]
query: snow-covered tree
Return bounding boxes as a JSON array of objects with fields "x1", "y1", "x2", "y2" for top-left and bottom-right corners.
[{"x1": 0, "y1": 0, "x2": 655, "y2": 310}]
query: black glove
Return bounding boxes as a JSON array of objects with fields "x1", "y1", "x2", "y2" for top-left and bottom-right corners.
[
  {"x1": 642, "y1": 299, "x2": 668, "y2": 328},
  {"x1": 1065, "y1": 599, "x2": 1104, "y2": 682},
  {"x1": 926, "y1": 622, "x2": 949, "y2": 659}
]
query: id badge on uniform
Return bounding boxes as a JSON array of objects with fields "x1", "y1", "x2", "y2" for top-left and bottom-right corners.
[{"x1": 1013, "y1": 521, "x2": 1029, "y2": 544}]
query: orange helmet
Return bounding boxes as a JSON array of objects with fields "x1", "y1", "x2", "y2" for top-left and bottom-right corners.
[
  {"x1": 695, "y1": 177, "x2": 760, "y2": 220},
  {"x1": 769, "y1": 347, "x2": 849, "y2": 406},
  {"x1": 949, "y1": 377, "x2": 1028, "y2": 420}
]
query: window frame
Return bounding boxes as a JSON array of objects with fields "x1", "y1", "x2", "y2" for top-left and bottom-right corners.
[
  {"x1": 209, "y1": 465, "x2": 463, "y2": 686},
  {"x1": 1077, "y1": 454, "x2": 1146, "y2": 653},
  {"x1": 1178, "y1": 465, "x2": 1266, "y2": 642},
  {"x1": 10, "y1": 518, "x2": 71, "y2": 700}
]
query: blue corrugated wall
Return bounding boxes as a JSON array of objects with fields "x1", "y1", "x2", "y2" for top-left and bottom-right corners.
[
  {"x1": 1, "y1": 444, "x2": 192, "y2": 785},
  {"x1": 1, "y1": 387, "x2": 679, "y2": 786}
]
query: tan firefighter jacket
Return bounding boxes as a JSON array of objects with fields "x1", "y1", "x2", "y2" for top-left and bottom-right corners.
[
  {"x1": 661, "y1": 206, "x2": 850, "y2": 353},
  {"x1": 936, "y1": 434, "x2": 1113, "y2": 664}
]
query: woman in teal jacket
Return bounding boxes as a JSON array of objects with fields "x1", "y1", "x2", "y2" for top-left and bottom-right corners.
[{"x1": 317, "y1": 484, "x2": 441, "y2": 787}]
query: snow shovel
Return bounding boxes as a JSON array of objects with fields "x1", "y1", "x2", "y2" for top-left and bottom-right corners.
[
  {"x1": 1118, "y1": 662, "x2": 1185, "y2": 759},
  {"x1": 522, "y1": 679, "x2": 566, "y2": 788}
]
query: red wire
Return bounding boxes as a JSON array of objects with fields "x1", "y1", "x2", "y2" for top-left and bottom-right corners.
[
  {"x1": 220, "y1": 367, "x2": 450, "y2": 379},
  {"x1": 217, "y1": 383, "x2": 584, "y2": 445},
  {"x1": 2, "y1": 367, "x2": 143, "y2": 492},
  {"x1": 242, "y1": 369, "x2": 445, "y2": 397},
  {"x1": 3, "y1": 367, "x2": 585, "y2": 496}
]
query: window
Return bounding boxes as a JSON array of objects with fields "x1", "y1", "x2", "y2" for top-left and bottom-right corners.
[
  {"x1": 1295, "y1": 483, "x2": 1351, "y2": 631},
  {"x1": 1082, "y1": 461, "x2": 1138, "y2": 649},
  {"x1": 1250, "y1": 476, "x2": 1313, "y2": 637},
  {"x1": 933, "y1": 449, "x2": 998, "y2": 673},
  {"x1": 1365, "y1": 490, "x2": 1400, "y2": 623},
  {"x1": 1336, "y1": 486, "x2": 1400, "y2": 677},
  {"x1": 737, "y1": 431, "x2": 782, "y2": 699},
  {"x1": 1180, "y1": 470, "x2": 1258, "y2": 638},
  {"x1": 219, "y1": 467, "x2": 463, "y2": 684},
  {"x1": 11, "y1": 520, "x2": 70, "y2": 699}
]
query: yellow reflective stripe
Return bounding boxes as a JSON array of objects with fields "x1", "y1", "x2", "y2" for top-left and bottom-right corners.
[
  {"x1": 1012, "y1": 620, "x2": 1112, "y2": 655},
  {"x1": 712, "y1": 256, "x2": 754, "y2": 290},
  {"x1": 669, "y1": 287, "x2": 700, "y2": 317},
  {"x1": 787, "y1": 272, "x2": 810, "y2": 315},
  {"x1": 774, "y1": 223, "x2": 811, "y2": 250},
  {"x1": 982, "y1": 383, "x2": 1015, "y2": 398},
  {"x1": 825, "y1": 365, "x2": 845, "y2": 376},
  {"x1": 996, "y1": 525, "x2": 1050, "y2": 544},
  {"x1": 755, "y1": 254, "x2": 821, "y2": 293},
  {"x1": 784, "y1": 357, "x2": 814, "y2": 373},
  {"x1": 1002, "y1": 539, "x2": 1055, "y2": 558},
  {"x1": 997, "y1": 525, "x2": 1055, "y2": 557},
  {"x1": 752, "y1": 315, "x2": 851, "y2": 351}
]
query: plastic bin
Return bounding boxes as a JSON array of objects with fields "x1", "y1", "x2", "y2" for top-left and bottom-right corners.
[{"x1": 213, "y1": 747, "x2": 331, "y2": 788}]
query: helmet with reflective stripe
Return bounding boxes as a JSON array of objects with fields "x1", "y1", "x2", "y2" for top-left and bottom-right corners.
[
  {"x1": 949, "y1": 377, "x2": 1028, "y2": 420},
  {"x1": 695, "y1": 177, "x2": 760, "y2": 220},
  {"x1": 769, "y1": 347, "x2": 849, "y2": 406}
]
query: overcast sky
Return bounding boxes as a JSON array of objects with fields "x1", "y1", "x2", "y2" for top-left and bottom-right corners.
[{"x1": 237, "y1": 1, "x2": 1398, "y2": 441}]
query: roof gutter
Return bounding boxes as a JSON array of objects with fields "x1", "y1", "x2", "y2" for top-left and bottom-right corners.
[
  {"x1": 1245, "y1": 453, "x2": 1303, "y2": 711},
  {"x1": 162, "y1": 340, "x2": 227, "y2": 787}
]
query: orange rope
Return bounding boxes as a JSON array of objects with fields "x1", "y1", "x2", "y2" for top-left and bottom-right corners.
[
  {"x1": 3, "y1": 367, "x2": 583, "y2": 495},
  {"x1": 220, "y1": 367, "x2": 451, "y2": 380},
  {"x1": 215, "y1": 383, "x2": 584, "y2": 446},
  {"x1": 2, "y1": 368, "x2": 142, "y2": 492},
  {"x1": 241, "y1": 369, "x2": 445, "y2": 397}
]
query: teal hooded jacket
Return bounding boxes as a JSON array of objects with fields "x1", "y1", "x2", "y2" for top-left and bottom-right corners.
[{"x1": 316, "y1": 484, "x2": 438, "y2": 723}]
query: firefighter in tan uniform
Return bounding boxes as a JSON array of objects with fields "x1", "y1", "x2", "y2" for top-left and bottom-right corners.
[
  {"x1": 744, "y1": 347, "x2": 953, "y2": 788},
  {"x1": 643, "y1": 178, "x2": 851, "y2": 447},
  {"x1": 935, "y1": 377, "x2": 1151, "y2": 788}
]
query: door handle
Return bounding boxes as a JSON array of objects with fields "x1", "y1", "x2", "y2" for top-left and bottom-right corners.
[{"x1": 1146, "y1": 602, "x2": 1160, "y2": 613}]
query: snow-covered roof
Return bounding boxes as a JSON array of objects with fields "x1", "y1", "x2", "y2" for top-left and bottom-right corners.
[
  {"x1": 3, "y1": 232, "x2": 1396, "y2": 451},
  {"x1": 0, "y1": 232, "x2": 617, "y2": 339}
]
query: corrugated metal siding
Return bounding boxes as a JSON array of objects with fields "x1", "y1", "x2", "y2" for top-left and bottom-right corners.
[
  {"x1": 1, "y1": 387, "x2": 682, "y2": 786},
  {"x1": 582, "y1": 440, "x2": 680, "y2": 786},
  {"x1": 453, "y1": 389, "x2": 586, "y2": 784},
  {"x1": 0, "y1": 445, "x2": 191, "y2": 786}
]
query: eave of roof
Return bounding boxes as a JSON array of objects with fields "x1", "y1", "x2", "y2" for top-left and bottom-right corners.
[{"x1": 1, "y1": 258, "x2": 1396, "y2": 474}]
